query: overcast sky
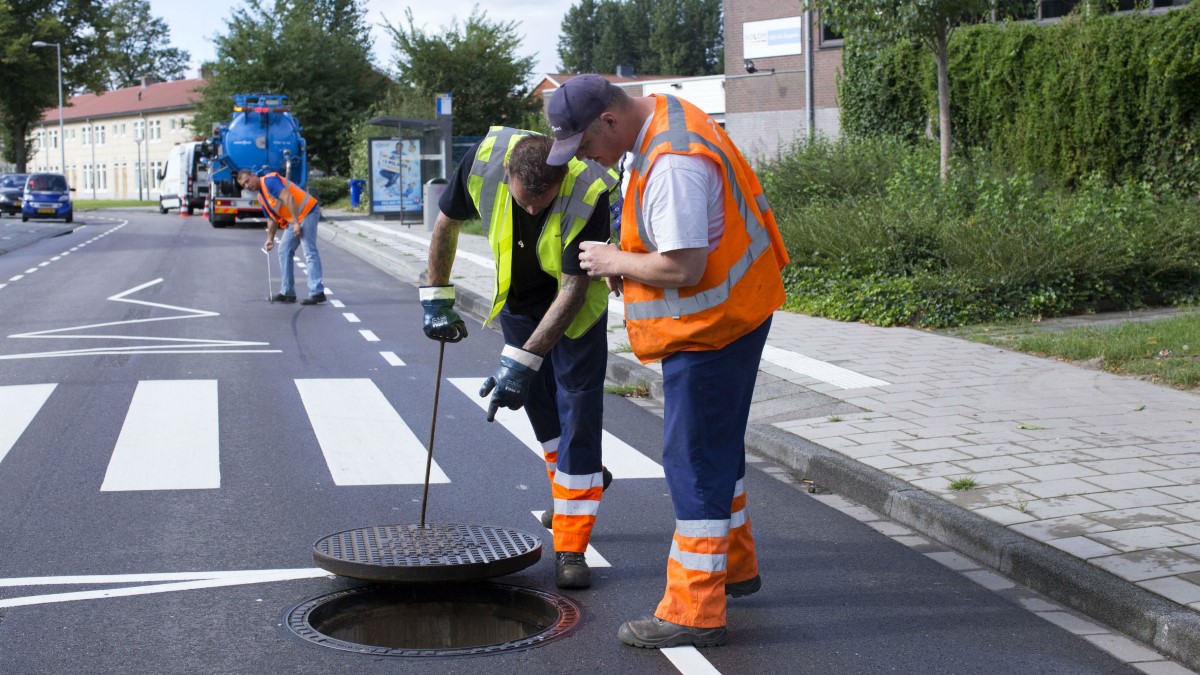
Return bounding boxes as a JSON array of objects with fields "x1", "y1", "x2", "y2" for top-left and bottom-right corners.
[{"x1": 146, "y1": 0, "x2": 578, "y2": 83}]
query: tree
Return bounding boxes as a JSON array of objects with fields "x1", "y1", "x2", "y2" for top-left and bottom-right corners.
[
  {"x1": 807, "y1": 0, "x2": 991, "y2": 180},
  {"x1": 0, "y1": 0, "x2": 109, "y2": 172},
  {"x1": 196, "y1": 0, "x2": 383, "y2": 175},
  {"x1": 558, "y1": 0, "x2": 600, "y2": 73},
  {"x1": 100, "y1": 0, "x2": 190, "y2": 90},
  {"x1": 557, "y1": 0, "x2": 722, "y2": 76},
  {"x1": 385, "y1": 6, "x2": 538, "y2": 136}
]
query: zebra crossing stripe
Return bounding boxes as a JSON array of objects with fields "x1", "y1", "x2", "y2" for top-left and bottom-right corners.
[
  {"x1": 295, "y1": 379, "x2": 449, "y2": 486},
  {"x1": 448, "y1": 377, "x2": 664, "y2": 479},
  {"x1": 101, "y1": 380, "x2": 220, "y2": 491},
  {"x1": 0, "y1": 384, "x2": 57, "y2": 466}
]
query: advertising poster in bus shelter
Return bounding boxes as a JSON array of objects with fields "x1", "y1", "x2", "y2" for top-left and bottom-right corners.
[{"x1": 369, "y1": 138, "x2": 422, "y2": 214}]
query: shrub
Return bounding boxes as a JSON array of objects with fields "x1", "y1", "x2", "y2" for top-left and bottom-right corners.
[{"x1": 307, "y1": 176, "x2": 351, "y2": 203}]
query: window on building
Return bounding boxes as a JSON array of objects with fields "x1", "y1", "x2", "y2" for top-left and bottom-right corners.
[
  {"x1": 99, "y1": 164, "x2": 108, "y2": 191},
  {"x1": 50, "y1": 129, "x2": 58, "y2": 149},
  {"x1": 96, "y1": 125, "x2": 105, "y2": 145},
  {"x1": 134, "y1": 120, "x2": 145, "y2": 141},
  {"x1": 150, "y1": 120, "x2": 162, "y2": 141},
  {"x1": 820, "y1": 21, "x2": 843, "y2": 48},
  {"x1": 82, "y1": 126, "x2": 91, "y2": 146}
]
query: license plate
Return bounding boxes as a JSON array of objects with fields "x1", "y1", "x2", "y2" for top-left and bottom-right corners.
[{"x1": 38, "y1": 208, "x2": 55, "y2": 214}]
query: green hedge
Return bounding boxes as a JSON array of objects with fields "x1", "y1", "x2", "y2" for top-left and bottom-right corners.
[
  {"x1": 838, "y1": 6, "x2": 1200, "y2": 193},
  {"x1": 760, "y1": 137, "x2": 1200, "y2": 327},
  {"x1": 307, "y1": 176, "x2": 351, "y2": 203}
]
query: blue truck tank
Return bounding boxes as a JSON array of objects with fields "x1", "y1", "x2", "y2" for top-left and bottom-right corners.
[{"x1": 201, "y1": 93, "x2": 308, "y2": 227}]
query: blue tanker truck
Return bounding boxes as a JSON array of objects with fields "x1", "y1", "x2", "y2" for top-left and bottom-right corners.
[{"x1": 200, "y1": 93, "x2": 308, "y2": 228}]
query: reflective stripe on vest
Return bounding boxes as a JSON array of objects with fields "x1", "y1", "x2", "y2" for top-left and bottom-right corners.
[
  {"x1": 259, "y1": 172, "x2": 316, "y2": 224},
  {"x1": 619, "y1": 95, "x2": 789, "y2": 362},
  {"x1": 625, "y1": 96, "x2": 776, "y2": 322},
  {"x1": 469, "y1": 127, "x2": 616, "y2": 338}
]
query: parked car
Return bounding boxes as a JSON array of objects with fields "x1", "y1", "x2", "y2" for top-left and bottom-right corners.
[
  {"x1": 21, "y1": 173, "x2": 73, "y2": 223},
  {"x1": 0, "y1": 173, "x2": 28, "y2": 217}
]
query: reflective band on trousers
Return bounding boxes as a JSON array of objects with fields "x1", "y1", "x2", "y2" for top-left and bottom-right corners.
[
  {"x1": 553, "y1": 470, "x2": 607, "y2": 490},
  {"x1": 625, "y1": 96, "x2": 775, "y2": 322},
  {"x1": 675, "y1": 519, "x2": 731, "y2": 538},
  {"x1": 553, "y1": 498, "x2": 601, "y2": 517},
  {"x1": 669, "y1": 540, "x2": 727, "y2": 573}
]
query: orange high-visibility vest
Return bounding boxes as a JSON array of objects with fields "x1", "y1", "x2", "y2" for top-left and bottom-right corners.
[
  {"x1": 258, "y1": 172, "x2": 317, "y2": 226},
  {"x1": 619, "y1": 95, "x2": 789, "y2": 364}
]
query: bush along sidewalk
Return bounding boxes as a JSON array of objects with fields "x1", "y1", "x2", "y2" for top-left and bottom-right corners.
[{"x1": 760, "y1": 138, "x2": 1200, "y2": 329}]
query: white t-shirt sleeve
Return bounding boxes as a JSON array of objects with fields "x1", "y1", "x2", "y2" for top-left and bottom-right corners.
[{"x1": 641, "y1": 153, "x2": 725, "y2": 253}]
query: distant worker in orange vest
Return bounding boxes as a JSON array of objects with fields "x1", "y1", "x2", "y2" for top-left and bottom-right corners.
[
  {"x1": 238, "y1": 168, "x2": 325, "y2": 305},
  {"x1": 546, "y1": 74, "x2": 790, "y2": 648}
]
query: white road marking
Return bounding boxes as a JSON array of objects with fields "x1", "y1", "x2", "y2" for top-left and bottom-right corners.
[
  {"x1": 359, "y1": 330, "x2": 379, "y2": 342},
  {"x1": 449, "y1": 377, "x2": 664, "y2": 479},
  {"x1": 343, "y1": 313, "x2": 360, "y2": 323},
  {"x1": 0, "y1": 384, "x2": 56, "y2": 465},
  {"x1": 9, "y1": 275, "x2": 23, "y2": 281},
  {"x1": 0, "y1": 568, "x2": 332, "y2": 608},
  {"x1": 101, "y1": 380, "x2": 220, "y2": 491},
  {"x1": 2, "y1": 278, "x2": 278, "y2": 360},
  {"x1": 330, "y1": 299, "x2": 345, "y2": 308},
  {"x1": 295, "y1": 378, "x2": 449, "y2": 485},
  {"x1": 531, "y1": 511, "x2": 611, "y2": 568},
  {"x1": 761, "y1": 344, "x2": 890, "y2": 389},
  {"x1": 663, "y1": 647, "x2": 724, "y2": 674},
  {"x1": 380, "y1": 351, "x2": 405, "y2": 366}
]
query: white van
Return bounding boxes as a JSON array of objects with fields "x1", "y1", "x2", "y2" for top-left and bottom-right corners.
[{"x1": 157, "y1": 142, "x2": 210, "y2": 215}]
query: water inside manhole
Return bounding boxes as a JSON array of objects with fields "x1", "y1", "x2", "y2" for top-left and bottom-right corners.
[{"x1": 287, "y1": 582, "x2": 581, "y2": 657}]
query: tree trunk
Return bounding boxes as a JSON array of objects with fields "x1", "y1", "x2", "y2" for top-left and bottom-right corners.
[
  {"x1": 936, "y1": 26, "x2": 951, "y2": 182},
  {"x1": 14, "y1": 123, "x2": 29, "y2": 174}
]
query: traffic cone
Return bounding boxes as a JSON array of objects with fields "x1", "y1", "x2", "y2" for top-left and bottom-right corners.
[
  {"x1": 201, "y1": 199, "x2": 209, "y2": 219},
  {"x1": 178, "y1": 202, "x2": 190, "y2": 217}
]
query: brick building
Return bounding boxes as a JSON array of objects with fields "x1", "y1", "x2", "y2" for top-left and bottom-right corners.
[
  {"x1": 27, "y1": 78, "x2": 204, "y2": 201},
  {"x1": 724, "y1": 3, "x2": 842, "y2": 163}
]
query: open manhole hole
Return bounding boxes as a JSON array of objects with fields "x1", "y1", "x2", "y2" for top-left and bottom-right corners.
[{"x1": 287, "y1": 583, "x2": 582, "y2": 657}]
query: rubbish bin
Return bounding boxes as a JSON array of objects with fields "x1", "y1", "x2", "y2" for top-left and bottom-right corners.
[
  {"x1": 423, "y1": 178, "x2": 448, "y2": 231},
  {"x1": 348, "y1": 179, "x2": 366, "y2": 209}
]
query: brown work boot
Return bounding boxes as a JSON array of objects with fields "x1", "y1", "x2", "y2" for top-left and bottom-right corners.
[
  {"x1": 618, "y1": 616, "x2": 728, "y2": 648},
  {"x1": 555, "y1": 552, "x2": 591, "y2": 589}
]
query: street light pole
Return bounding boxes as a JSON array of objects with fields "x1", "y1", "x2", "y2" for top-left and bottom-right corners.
[
  {"x1": 134, "y1": 131, "x2": 144, "y2": 201},
  {"x1": 31, "y1": 41, "x2": 65, "y2": 174}
]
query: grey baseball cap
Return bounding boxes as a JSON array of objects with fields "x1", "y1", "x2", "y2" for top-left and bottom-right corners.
[{"x1": 546, "y1": 74, "x2": 614, "y2": 165}]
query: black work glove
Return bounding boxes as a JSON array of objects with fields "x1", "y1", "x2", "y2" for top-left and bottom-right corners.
[
  {"x1": 479, "y1": 345, "x2": 543, "y2": 422},
  {"x1": 419, "y1": 285, "x2": 468, "y2": 342}
]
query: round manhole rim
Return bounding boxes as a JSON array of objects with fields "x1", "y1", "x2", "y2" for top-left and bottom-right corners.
[{"x1": 286, "y1": 582, "x2": 583, "y2": 657}]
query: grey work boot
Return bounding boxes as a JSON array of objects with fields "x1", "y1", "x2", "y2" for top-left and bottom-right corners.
[
  {"x1": 618, "y1": 616, "x2": 728, "y2": 648},
  {"x1": 542, "y1": 466, "x2": 613, "y2": 529},
  {"x1": 555, "y1": 551, "x2": 591, "y2": 589},
  {"x1": 725, "y1": 574, "x2": 761, "y2": 598}
]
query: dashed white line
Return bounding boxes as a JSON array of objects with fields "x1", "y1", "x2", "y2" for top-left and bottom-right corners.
[
  {"x1": 343, "y1": 313, "x2": 360, "y2": 323},
  {"x1": 330, "y1": 299, "x2": 345, "y2": 308},
  {"x1": 359, "y1": 330, "x2": 379, "y2": 342},
  {"x1": 380, "y1": 351, "x2": 404, "y2": 366}
]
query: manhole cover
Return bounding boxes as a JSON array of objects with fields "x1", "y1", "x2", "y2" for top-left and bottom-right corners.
[
  {"x1": 312, "y1": 523, "x2": 541, "y2": 583},
  {"x1": 287, "y1": 583, "x2": 581, "y2": 657}
]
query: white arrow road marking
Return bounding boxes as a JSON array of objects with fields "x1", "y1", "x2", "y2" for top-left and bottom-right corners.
[
  {"x1": 0, "y1": 384, "x2": 56, "y2": 466},
  {"x1": 296, "y1": 378, "x2": 449, "y2": 486},
  {"x1": 2, "y1": 278, "x2": 279, "y2": 359},
  {"x1": 0, "y1": 568, "x2": 333, "y2": 608},
  {"x1": 449, "y1": 377, "x2": 664, "y2": 479},
  {"x1": 101, "y1": 380, "x2": 220, "y2": 491}
]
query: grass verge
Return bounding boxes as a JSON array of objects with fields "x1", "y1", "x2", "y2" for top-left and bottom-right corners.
[{"x1": 956, "y1": 311, "x2": 1200, "y2": 389}]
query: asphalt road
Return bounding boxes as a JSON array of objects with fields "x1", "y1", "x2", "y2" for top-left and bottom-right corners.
[{"x1": 0, "y1": 211, "x2": 1146, "y2": 674}]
